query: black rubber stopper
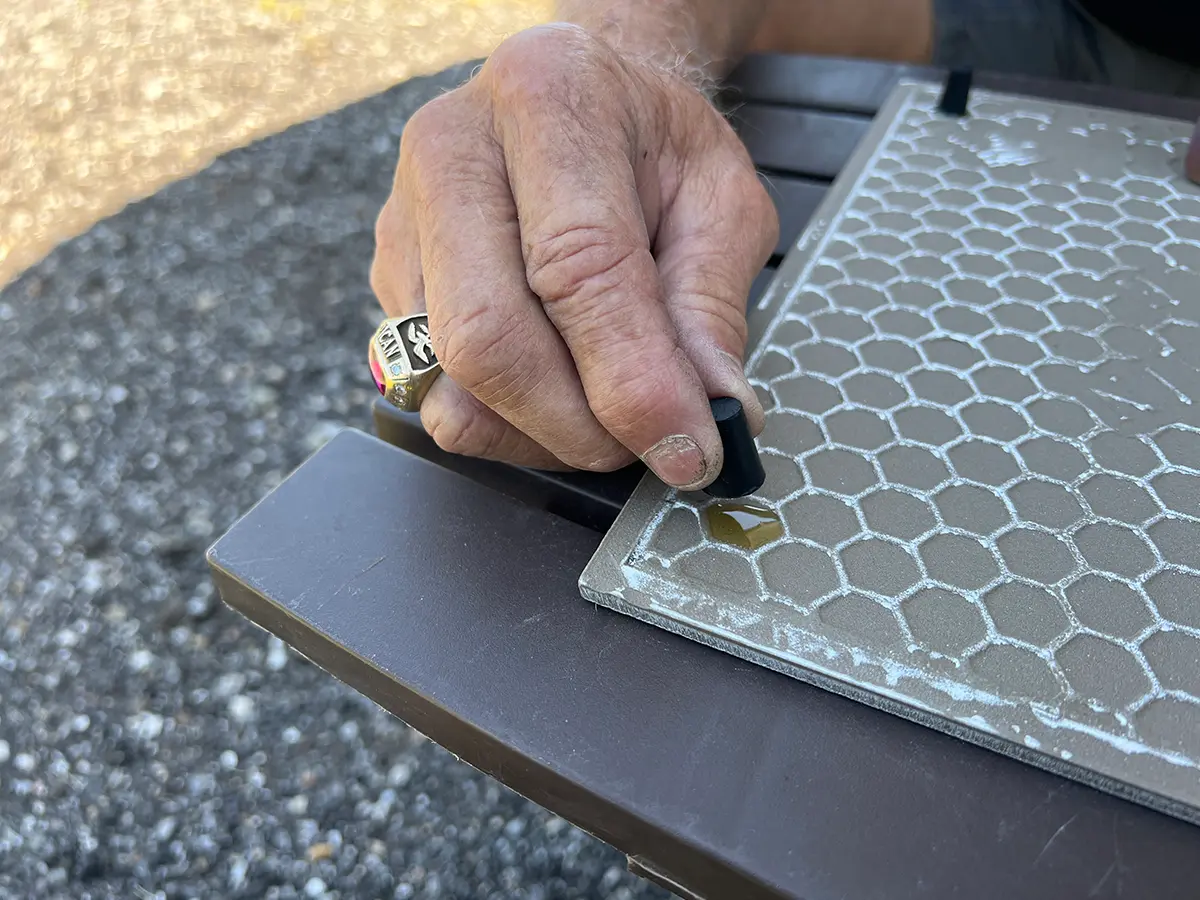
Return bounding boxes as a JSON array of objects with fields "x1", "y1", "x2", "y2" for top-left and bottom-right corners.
[
  {"x1": 938, "y1": 68, "x2": 973, "y2": 116},
  {"x1": 703, "y1": 397, "x2": 766, "y2": 499}
]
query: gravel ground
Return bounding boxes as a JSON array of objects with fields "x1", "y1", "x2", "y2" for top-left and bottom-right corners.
[{"x1": 0, "y1": 64, "x2": 670, "y2": 900}]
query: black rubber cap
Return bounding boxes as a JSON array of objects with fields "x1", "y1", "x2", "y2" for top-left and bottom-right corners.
[
  {"x1": 703, "y1": 397, "x2": 766, "y2": 499},
  {"x1": 938, "y1": 68, "x2": 973, "y2": 116}
]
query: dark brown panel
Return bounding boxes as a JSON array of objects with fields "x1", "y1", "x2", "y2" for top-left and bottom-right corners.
[
  {"x1": 735, "y1": 104, "x2": 870, "y2": 179},
  {"x1": 209, "y1": 431, "x2": 1200, "y2": 900},
  {"x1": 727, "y1": 53, "x2": 909, "y2": 114},
  {"x1": 371, "y1": 401, "x2": 642, "y2": 531},
  {"x1": 728, "y1": 53, "x2": 1200, "y2": 122}
]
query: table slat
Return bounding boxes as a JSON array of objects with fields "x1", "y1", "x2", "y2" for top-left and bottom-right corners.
[
  {"x1": 727, "y1": 54, "x2": 911, "y2": 114},
  {"x1": 209, "y1": 431, "x2": 1200, "y2": 900},
  {"x1": 736, "y1": 105, "x2": 871, "y2": 179},
  {"x1": 727, "y1": 53, "x2": 1200, "y2": 122}
]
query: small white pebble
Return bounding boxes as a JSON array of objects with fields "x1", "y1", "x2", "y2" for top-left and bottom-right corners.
[
  {"x1": 72, "y1": 714, "x2": 90, "y2": 733},
  {"x1": 128, "y1": 649, "x2": 155, "y2": 673},
  {"x1": 266, "y1": 637, "x2": 288, "y2": 672},
  {"x1": 601, "y1": 865, "x2": 624, "y2": 890},
  {"x1": 229, "y1": 856, "x2": 249, "y2": 891},
  {"x1": 227, "y1": 695, "x2": 256, "y2": 724},
  {"x1": 304, "y1": 876, "x2": 327, "y2": 899},
  {"x1": 107, "y1": 384, "x2": 129, "y2": 403},
  {"x1": 286, "y1": 794, "x2": 309, "y2": 816},
  {"x1": 338, "y1": 721, "x2": 359, "y2": 742},
  {"x1": 213, "y1": 672, "x2": 246, "y2": 699},
  {"x1": 281, "y1": 726, "x2": 302, "y2": 745},
  {"x1": 387, "y1": 762, "x2": 412, "y2": 788},
  {"x1": 78, "y1": 562, "x2": 104, "y2": 595},
  {"x1": 296, "y1": 819, "x2": 320, "y2": 845},
  {"x1": 304, "y1": 421, "x2": 343, "y2": 452},
  {"x1": 13, "y1": 753, "x2": 35, "y2": 774},
  {"x1": 127, "y1": 711, "x2": 164, "y2": 741},
  {"x1": 55, "y1": 628, "x2": 80, "y2": 648},
  {"x1": 0, "y1": 740, "x2": 10, "y2": 764},
  {"x1": 153, "y1": 817, "x2": 177, "y2": 842},
  {"x1": 504, "y1": 818, "x2": 525, "y2": 839},
  {"x1": 185, "y1": 515, "x2": 213, "y2": 538},
  {"x1": 220, "y1": 750, "x2": 239, "y2": 770}
]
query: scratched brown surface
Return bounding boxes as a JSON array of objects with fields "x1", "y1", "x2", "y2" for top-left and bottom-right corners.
[{"x1": 1, "y1": 0, "x2": 552, "y2": 288}]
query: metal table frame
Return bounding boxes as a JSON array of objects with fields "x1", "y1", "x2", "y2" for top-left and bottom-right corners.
[{"x1": 209, "y1": 55, "x2": 1200, "y2": 900}]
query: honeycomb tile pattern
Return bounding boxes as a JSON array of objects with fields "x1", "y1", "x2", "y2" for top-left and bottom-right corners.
[{"x1": 581, "y1": 83, "x2": 1200, "y2": 824}]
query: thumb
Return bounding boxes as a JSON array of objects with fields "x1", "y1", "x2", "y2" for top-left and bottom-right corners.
[{"x1": 656, "y1": 150, "x2": 779, "y2": 435}]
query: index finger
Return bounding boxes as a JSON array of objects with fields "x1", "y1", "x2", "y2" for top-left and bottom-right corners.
[{"x1": 488, "y1": 32, "x2": 724, "y2": 489}]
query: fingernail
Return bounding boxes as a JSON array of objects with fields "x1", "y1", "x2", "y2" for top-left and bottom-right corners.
[{"x1": 643, "y1": 434, "x2": 709, "y2": 489}]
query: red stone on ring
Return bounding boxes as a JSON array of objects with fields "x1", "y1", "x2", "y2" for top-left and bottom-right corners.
[{"x1": 369, "y1": 346, "x2": 387, "y2": 395}]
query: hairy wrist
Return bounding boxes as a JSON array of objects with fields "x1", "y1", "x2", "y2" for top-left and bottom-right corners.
[
  {"x1": 623, "y1": 47, "x2": 720, "y2": 100},
  {"x1": 555, "y1": 0, "x2": 767, "y2": 86}
]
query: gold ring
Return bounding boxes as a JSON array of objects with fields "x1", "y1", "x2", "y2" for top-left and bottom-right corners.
[{"x1": 369, "y1": 313, "x2": 441, "y2": 412}]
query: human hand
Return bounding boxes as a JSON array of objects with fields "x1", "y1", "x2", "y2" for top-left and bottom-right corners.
[{"x1": 371, "y1": 24, "x2": 778, "y2": 489}]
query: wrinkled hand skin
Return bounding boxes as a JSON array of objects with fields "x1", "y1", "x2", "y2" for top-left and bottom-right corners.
[{"x1": 371, "y1": 24, "x2": 779, "y2": 490}]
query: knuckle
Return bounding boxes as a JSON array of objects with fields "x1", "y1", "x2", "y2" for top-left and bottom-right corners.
[
  {"x1": 746, "y1": 176, "x2": 781, "y2": 257},
  {"x1": 399, "y1": 94, "x2": 501, "y2": 210},
  {"x1": 372, "y1": 199, "x2": 399, "y2": 257},
  {"x1": 432, "y1": 304, "x2": 531, "y2": 405},
  {"x1": 663, "y1": 248, "x2": 752, "y2": 349},
  {"x1": 368, "y1": 255, "x2": 388, "y2": 303},
  {"x1": 525, "y1": 225, "x2": 642, "y2": 307},
  {"x1": 423, "y1": 396, "x2": 501, "y2": 459},
  {"x1": 588, "y1": 361, "x2": 682, "y2": 441},
  {"x1": 399, "y1": 101, "x2": 438, "y2": 161},
  {"x1": 680, "y1": 291, "x2": 750, "y2": 351},
  {"x1": 398, "y1": 93, "x2": 462, "y2": 180},
  {"x1": 486, "y1": 24, "x2": 598, "y2": 105},
  {"x1": 721, "y1": 164, "x2": 778, "y2": 259}
]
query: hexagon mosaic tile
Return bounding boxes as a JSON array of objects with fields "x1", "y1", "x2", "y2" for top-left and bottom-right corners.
[{"x1": 580, "y1": 83, "x2": 1200, "y2": 824}]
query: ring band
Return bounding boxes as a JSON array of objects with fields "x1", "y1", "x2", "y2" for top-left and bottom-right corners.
[{"x1": 369, "y1": 313, "x2": 442, "y2": 412}]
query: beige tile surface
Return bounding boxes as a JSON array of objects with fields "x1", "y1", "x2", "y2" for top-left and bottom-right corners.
[{"x1": 1, "y1": 0, "x2": 552, "y2": 288}]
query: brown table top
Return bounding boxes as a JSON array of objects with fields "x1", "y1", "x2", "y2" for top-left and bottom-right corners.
[{"x1": 209, "y1": 55, "x2": 1200, "y2": 900}]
